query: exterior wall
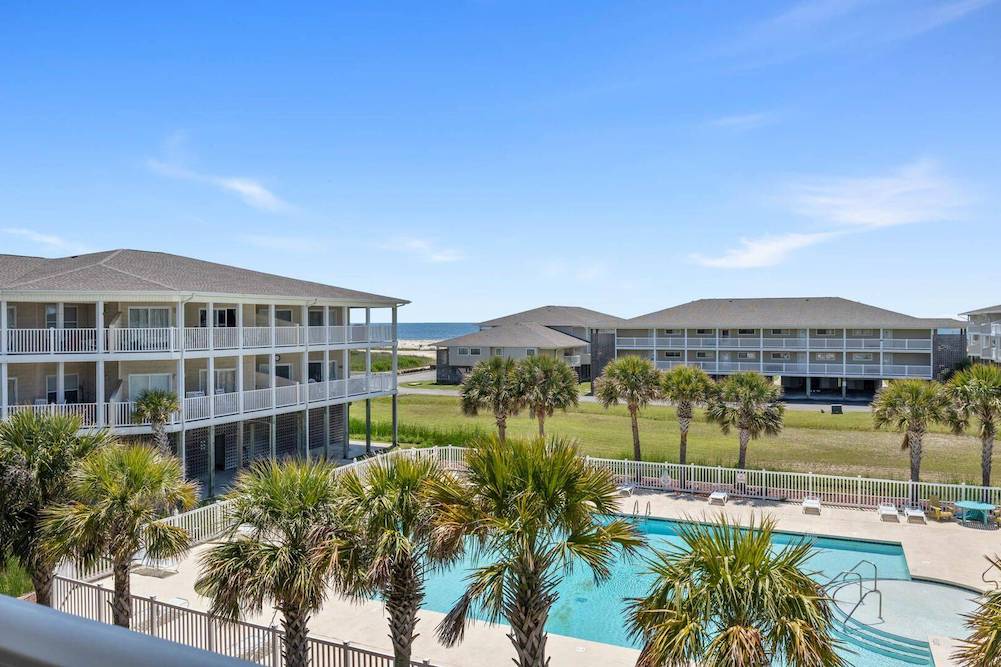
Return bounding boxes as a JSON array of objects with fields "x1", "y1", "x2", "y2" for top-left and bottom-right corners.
[
  {"x1": 6, "y1": 302, "x2": 97, "y2": 329},
  {"x1": 933, "y1": 329, "x2": 967, "y2": 378},
  {"x1": 590, "y1": 331, "x2": 616, "y2": 380},
  {"x1": 5, "y1": 361, "x2": 97, "y2": 403}
]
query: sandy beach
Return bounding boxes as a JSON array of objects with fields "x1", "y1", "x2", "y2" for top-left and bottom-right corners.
[{"x1": 398, "y1": 339, "x2": 441, "y2": 359}]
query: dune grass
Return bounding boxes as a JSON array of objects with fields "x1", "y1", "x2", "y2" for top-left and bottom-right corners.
[{"x1": 363, "y1": 394, "x2": 997, "y2": 485}]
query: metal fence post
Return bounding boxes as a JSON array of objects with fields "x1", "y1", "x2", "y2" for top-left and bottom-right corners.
[
  {"x1": 150, "y1": 595, "x2": 159, "y2": 636},
  {"x1": 96, "y1": 583, "x2": 105, "y2": 624},
  {"x1": 207, "y1": 616, "x2": 215, "y2": 653},
  {"x1": 271, "y1": 625, "x2": 282, "y2": 666},
  {"x1": 342, "y1": 640, "x2": 352, "y2": 665}
]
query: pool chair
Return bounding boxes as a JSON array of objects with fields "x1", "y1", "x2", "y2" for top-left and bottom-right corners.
[
  {"x1": 927, "y1": 496, "x2": 954, "y2": 522},
  {"x1": 802, "y1": 497, "x2": 822, "y2": 514},
  {"x1": 877, "y1": 504, "x2": 900, "y2": 522},
  {"x1": 708, "y1": 491, "x2": 729, "y2": 506},
  {"x1": 617, "y1": 482, "x2": 635, "y2": 497},
  {"x1": 904, "y1": 506, "x2": 927, "y2": 524}
]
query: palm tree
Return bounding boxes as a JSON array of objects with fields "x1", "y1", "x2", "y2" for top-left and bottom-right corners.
[
  {"x1": 42, "y1": 443, "x2": 197, "y2": 627},
  {"x1": 132, "y1": 389, "x2": 180, "y2": 454},
  {"x1": 660, "y1": 365, "x2": 716, "y2": 466},
  {"x1": 955, "y1": 555, "x2": 1001, "y2": 666},
  {"x1": 872, "y1": 379, "x2": 952, "y2": 484},
  {"x1": 513, "y1": 355, "x2": 579, "y2": 438},
  {"x1": 627, "y1": 515, "x2": 845, "y2": 667},
  {"x1": 427, "y1": 435, "x2": 644, "y2": 667},
  {"x1": 460, "y1": 356, "x2": 523, "y2": 440},
  {"x1": 195, "y1": 460, "x2": 359, "y2": 667},
  {"x1": 338, "y1": 456, "x2": 466, "y2": 667},
  {"x1": 594, "y1": 355, "x2": 661, "y2": 461},
  {"x1": 0, "y1": 411, "x2": 113, "y2": 606},
  {"x1": 706, "y1": 372, "x2": 784, "y2": 469},
  {"x1": 948, "y1": 364, "x2": 1001, "y2": 487}
]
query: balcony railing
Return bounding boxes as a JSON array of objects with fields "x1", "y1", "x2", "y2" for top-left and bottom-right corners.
[
  {"x1": 882, "y1": 338, "x2": 932, "y2": 350},
  {"x1": 4, "y1": 373, "x2": 396, "y2": 428},
  {"x1": 3, "y1": 325, "x2": 395, "y2": 354},
  {"x1": 762, "y1": 338, "x2": 807, "y2": 349},
  {"x1": 562, "y1": 355, "x2": 582, "y2": 366},
  {"x1": 616, "y1": 337, "x2": 654, "y2": 348},
  {"x1": 641, "y1": 360, "x2": 931, "y2": 379},
  {"x1": 717, "y1": 338, "x2": 762, "y2": 349}
]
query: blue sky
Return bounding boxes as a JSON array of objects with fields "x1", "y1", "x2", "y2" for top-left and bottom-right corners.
[{"x1": 1, "y1": 1, "x2": 998, "y2": 322}]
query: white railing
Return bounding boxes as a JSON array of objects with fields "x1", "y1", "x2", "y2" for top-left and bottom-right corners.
[
  {"x1": 9, "y1": 402, "x2": 99, "y2": 426},
  {"x1": 274, "y1": 384, "x2": 300, "y2": 407},
  {"x1": 368, "y1": 372, "x2": 395, "y2": 393},
  {"x1": 184, "y1": 395, "x2": 212, "y2": 421},
  {"x1": 214, "y1": 391, "x2": 239, "y2": 417},
  {"x1": 107, "y1": 328, "x2": 176, "y2": 353},
  {"x1": 562, "y1": 355, "x2": 582, "y2": 366},
  {"x1": 762, "y1": 362, "x2": 808, "y2": 374},
  {"x1": 183, "y1": 327, "x2": 209, "y2": 351},
  {"x1": 242, "y1": 327, "x2": 272, "y2": 348},
  {"x1": 348, "y1": 324, "x2": 369, "y2": 344},
  {"x1": 809, "y1": 338, "x2": 844, "y2": 349},
  {"x1": 717, "y1": 361, "x2": 761, "y2": 372},
  {"x1": 368, "y1": 323, "x2": 393, "y2": 343},
  {"x1": 52, "y1": 576, "x2": 437, "y2": 667},
  {"x1": 328, "y1": 378, "x2": 347, "y2": 399},
  {"x1": 844, "y1": 338, "x2": 882, "y2": 349},
  {"x1": 347, "y1": 376, "x2": 368, "y2": 396},
  {"x1": 762, "y1": 338, "x2": 807, "y2": 349},
  {"x1": 883, "y1": 339, "x2": 932, "y2": 350},
  {"x1": 213, "y1": 328, "x2": 240, "y2": 350},
  {"x1": 655, "y1": 337, "x2": 685, "y2": 348},
  {"x1": 243, "y1": 387, "x2": 273, "y2": 412},
  {"x1": 617, "y1": 337, "x2": 654, "y2": 348},
  {"x1": 308, "y1": 326, "x2": 327, "y2": 346},
  {"x1": 327, "y1": 325, "x2": 347, "y2": 345},
  {"x1": 883, "y1": 364, "x2": 933, "y2": 378},
  {"x1": 275, "y1": 326, "x2": 302, "y2": 347},
  {"x1": 4, "y1": 328, "x2": 101, "y2": 354},
  {"x1": 654, "y1": 360, "x2": 684, "y2": 370},
  {"x1": 686, "y1": 337, "x2": 717, "y2": 348},
  {"x1": 308, "y1": 381, "x2": 327, "y2": 403},
  {"x1": 717, "y1": 338, "x2": 760, "y2": 348}
]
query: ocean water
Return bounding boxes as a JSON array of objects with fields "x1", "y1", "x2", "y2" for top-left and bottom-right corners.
[{"x1": 395, "y1": 322, "x2": 478, "y2": 341}]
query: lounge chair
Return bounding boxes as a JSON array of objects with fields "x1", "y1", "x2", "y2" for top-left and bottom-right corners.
[
  {"x1": 927, "y1": 496, "x2": 954, "y2": 522},
  {"x1": 709, "y1": 491, "x2": 728, "y2": 506},
  {"x1": 617, "y1": 483, "x2": 635, "y2": 497},
  {"x1": 802, "y1": 497, "x2": 822, "y2": 514},
  {"x1": 904, "y1": 507, "x2": 927, "y2": 524},
  {"x1": 877, "y1": 504, "x2": 900, "y2": 522}
]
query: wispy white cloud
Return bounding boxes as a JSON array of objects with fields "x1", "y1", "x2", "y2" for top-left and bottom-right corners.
[
  {"x1": 691, "y1": 159, "x2": 966, "y2": 269},
  {"x1": 781, "y1": 159, "x2": 963, "y2": 228},
  {"x1": 724, "y1": 0, "x2": 994, "y2": 65},
  {"x1": 706, "y1": 112, "x2": 776, "y2": 131},
  {"x1": 146, "y1": 131, "x2": 291, "y2": 213},
  {"x1": 2, "y1": 228, "x2": 93, "y2": 255},
  {"x1": 385, "y1": 237, "x2": 464, "y2": 263},
  {"x1": 691, "y1": 232, "x2": 837, "y2": 269}
]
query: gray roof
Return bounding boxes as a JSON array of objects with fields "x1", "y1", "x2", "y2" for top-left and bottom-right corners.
[
  {"x1": 480, "y1": 305, "x2": 626, "y2": 328},
  {"x1": 961, "y1": 304, "x2": 1001, "y2": 316},
  {"x1": 626, "y1": 298, "x2": 964, "y2": 329},
  {"x1": 0, "y1": 250, "x2": 407, "y2": 304},
  {"x1": 437, "y1": 323, "x2": 589, "y2": 349}
]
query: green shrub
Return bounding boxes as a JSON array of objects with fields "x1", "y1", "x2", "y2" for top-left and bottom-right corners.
[
  {"x1": 349, "y1": 418, "x2": 486, "y2": 447},
  {"x1": 0, "y1": 558, "x2": 33, "y2": 597}
]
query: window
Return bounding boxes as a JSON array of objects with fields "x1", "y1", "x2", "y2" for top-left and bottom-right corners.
[
  {"x1": 308, "y1": 310, "x2": 325, "y2": 327},
  {"x1": 660, "y1": 329, "x2": 678, "y2": 335},
  {"x1": 771, "y1": 352, "x2": 791, "y2": 360},
  {"x1": 199, "y1": 308, "x2": 237, "y2": 327},
  {"x1": 816, "y1": 352, "x2": 837, "y2": 361},
  {"x1": 852, "y1": 353, "x2": 873, "y2": 361},
  {"x1": 695, "y1": 351, "x2": 710, "y2": 359},
  {"x1": 6, "y1": 377, "x2": 16, "y2": 405},
  {"x1": 5, "y1": 305, "x2": 14, "y2": 328},
  {"x1": 308, "y1": 362, "x2": 323, "y2": 383},
  {"x1": 664, "y1": 351, "x2": 682, "y2": 359},
  {"x1": 771, "y1": 329, "x2": 785, "y2": 335},
  {"x1": 458, "y1": 347, "x2": 469, "y2": 355},
  {"x1": 128, "y1": 307, "x2": 170, "y2": 328},
  {"x1": 696, "y1": 329, "x2": 712, "y2": 335},
  {"x1": 851, "y1": 329, "x2": 874, "y2": 336},
  {"x1": 199, "y1": 369, "x2": 237, "y2": 394},
  {"x1": 275, "y1": 364, "x2": 292, "y2": 380},
  {"x1": 128, "y1": 373, "x2": 171, "y2": 401},
  {"x1": 736, "y1": 352, "x2": 756, "y2": 360},
  {"x1": 46, "y1": 374, "x2": 80, "y2": 403},
  {"x1": 815, "y1": 329, "x2": 834, "y2": 336},
  {"x1": 492, "y1": 348, "x2": 504, "y2": 356},
  {"x1": 720, "y1": 330, "x2": 731, "y2": 337},
  {"x1": 738, "y1": 329, "x2": 755, "y2": 335},
  {"x1": 275, "y1": 308, "x2": 294, "y2": 325},
  {"x1": 63, "y1": 306, "x2": 78, "y2": 329},
  {"x1": 526, "y1": 349, "x2": 536, "y2": 356},
  {"x1": 469, "y1": 348, "x2": 481, "y2": 356}
]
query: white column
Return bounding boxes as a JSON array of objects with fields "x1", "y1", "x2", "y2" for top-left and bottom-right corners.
[
  {"x1": 56, "y1": 303, "x2": 64, "y2": 329},
  {"x1": 207, "y1": 302, "x2": 214, "y2": 352},
  {"x1": 322, "y1": 307, "x2": 330, "y2": 385},
  {"x1": 365, "y1": 308, "x2": 371, "y2": 390},
  {"x1": 177, "y1": 300, "x2": 186, "y2": 427},
  {"x1": 879, "y1": 328, "x2": 884, "y2": 377},
  {"x1": 207, "y1": 301, "x2": 215, "y2": 418},
  {"x1": 682, "y1": 329, "x2": 688, "y2": 368},
  {"x1": 96, "y1": 301, "x2": 105, "y2": 354},
  {"x1": 176, "y1": 300, "x2": 184, "y2": 354},
  {"x1": 96, "y1": 359, "x2": 105, "y2": 426},
  {"x1": 842, "y1": 329, "x2": 847, "y2": 378},
  {"x1": 301, "y1": 304, "x2": 310, "y2": 460},
  {"x1": 759, "y1": 329, "x2": 764, "y2": 374},
  {"x1": 237, "y1": 305, "x2": 244, "y2": 415},
  {"x1": 269, "y1": 304, "x2": 277, "y2": 409},
  {"x1": 1, "y1": 299, "x2": 8, "y2": 356},
  {"x1": 391, "y1": 305, "x2": 398, "y2": 446},
  {"x1": 1, "y1": 362, "x2": 7, "y2": 420},
  {"x1": 714, "y1": 329, "x2": 720, "y2": 375},
  {"x1": 57, "y1": 361, "x2": 65, "y2": 405},
  {"x1": 391, "y1": 307, "x2": 398, "y2": 385}
]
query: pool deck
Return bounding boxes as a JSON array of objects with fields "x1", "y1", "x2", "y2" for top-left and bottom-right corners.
[{"x1": 100, "y1": 490, "x2": 996, "y2": 667}]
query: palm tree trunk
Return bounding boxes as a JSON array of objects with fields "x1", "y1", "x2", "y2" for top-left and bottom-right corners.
[
  {"x1": 908, "y1": 431, "x2": 923, "y2": 483},
  {"x1": 537, "y1": 411, "x2": 545, "y2": 439},
  {"x1": 678, "y1": 418, "x2": 690, "y2": 466},
  {"x1": 282, "y1": 604, "x2": 311, "y2": 667},
  {"x1": 507, "y1": 573, "x2": 550, "y2": 667},
  {"x1": 629, "y1": 405, "x2": 642, "y2": 462},
  {"x1": 737, "y1": 429, "x2": 750, "y2": 469},
  {"x1": 386, "y1": 560, "x2": 424, "y2": 667},
  {"x1": 497, "y1": 414, "x2": 507, "y2": 441},
  {"x1": 153, "y1": 421, "x2": 169, "y2": 454},
  {"x1": 111, "y1": 558, "x2": 131, "y2": 628},
  {"x1": 982, "y1": 434, "x2": 994, "y2": 488},
  {"x1": 30, "y1": 565, "x2": 53, "y2": 607}
]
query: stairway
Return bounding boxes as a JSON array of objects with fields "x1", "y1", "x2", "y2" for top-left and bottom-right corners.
[{"x1": 831, "y1": 602, "x2": 935, "y2": 665}]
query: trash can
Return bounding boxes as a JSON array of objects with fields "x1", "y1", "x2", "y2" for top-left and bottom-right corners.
[{"x1": 831, "y1": 404, "x2": 843, "y2": 415}]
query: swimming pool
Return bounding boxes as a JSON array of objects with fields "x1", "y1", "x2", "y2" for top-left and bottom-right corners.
[{"x1": 417, "y1": 516, "x2": 955, "y2": 665}]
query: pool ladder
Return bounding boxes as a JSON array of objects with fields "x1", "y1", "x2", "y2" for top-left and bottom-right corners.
[
  {"x1": 632, "y1": 500, "x2": 651, "y2": 522},
  {"x1": 826, "y1": 559, "x2": 883, "y2": 624}
]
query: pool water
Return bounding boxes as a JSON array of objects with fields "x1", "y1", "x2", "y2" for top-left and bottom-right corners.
[{"x1": 420, "y1": 517, "x2": 912, "y2": 650}]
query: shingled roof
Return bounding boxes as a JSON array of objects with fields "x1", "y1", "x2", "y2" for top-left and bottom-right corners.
[
  {"x1": 961, "y1": 304, "x2": 1001, "y2": 316},
  {"x1": 627, "y1": 298, "x2": 963, "y2": 329},
  {"x1": 0, "y1": 250, "x2": 407, "y2": 304},
  {"x1": 437, "y1": 322, "x2": 589, "y2": 349},
  {"x1": 480, "y1": 305, "x2": 626, "y2": 328}
]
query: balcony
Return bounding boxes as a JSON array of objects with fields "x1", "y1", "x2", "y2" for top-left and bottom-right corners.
[
  {"x1": 617, "y1": 336, "x2": 654, "y2": 348},
  {"x1": 882, "y1": 338, "x2": 932, "y2": 351},
  {"x1": 762, "y1": 338, "x2": 807, "y2": 349},
  {"x1": 4, "y1": 324, "x2": 394, "y2": 355},
  {"x1": 655, "y1": 336, "x2": 686, "y2": 348},
  {"x1": 562, "y1": 355, "x2": 582, "y2": 367},
  {"x1": 717, "y1": 338, "x2": 762, "y2": 349},
  {"x1": 4, "y1": 373, "x2": 396, "y2": 429}
]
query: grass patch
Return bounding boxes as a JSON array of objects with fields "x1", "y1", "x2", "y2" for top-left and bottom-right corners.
[
  {"x1": 366, "y1": 394, "x2": 996, "y2": 484},
  {"x1": 349, "y1": 416, "x2": 486, "y2": 447},
  {"x1": 349, "y1": 352, "x2": 428, "y2": 373},
  {"x1": 0, "y1": 558, "x2": 32, "y2": 598},
  {"x1": 402, "y1": 380, "x2": 459, "y2": 389}
]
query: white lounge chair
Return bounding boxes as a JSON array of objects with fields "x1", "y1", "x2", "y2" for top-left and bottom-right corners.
[
  {"x1": 617, "y1": 483, "x2": 635, "y2": 496},
  {"x1": 709, "y1": 491, "x2": 728, "y2": 506},
  {"x1": 878, "y1": 504, "x2": 900, "y2": 522},
  {"x1": 802, "y1": 497, "x2": 822, "y2": 514},
  {"x1": 904, "y1": 507, "x2": 927, "y2": 524}
]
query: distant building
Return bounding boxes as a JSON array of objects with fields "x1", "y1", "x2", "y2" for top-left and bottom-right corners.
[
  {"x1": 0, "y1": 249, "x2": 407, "y2": 496},
  {"x1": 962, "y1": 304, "x2": 1001, "y2": 364}
]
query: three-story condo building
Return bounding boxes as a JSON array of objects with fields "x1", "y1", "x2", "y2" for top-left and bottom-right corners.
[
  {"x1": 963, "y1": 304, "x2": 1001, "y2": 364},
  {"x1": 615, "y1": 298, "x2": 966, "y2": 400},
  {"x1": 0, "y1": 250, "x2": 407, "y2": 496}
]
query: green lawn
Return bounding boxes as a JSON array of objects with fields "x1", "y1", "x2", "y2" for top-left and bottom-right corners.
[
  {"x1": 0, "y1": 558, "x2": 32, "y2": 598},
  {"x1": 349, "y1": 352, "x2": 428, "y2": 373},
  {"x1": 368, "y1": 394, "x2": 996, "y2": 485}
]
